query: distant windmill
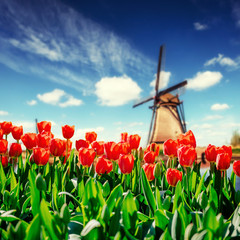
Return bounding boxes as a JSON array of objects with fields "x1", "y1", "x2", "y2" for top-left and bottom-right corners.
[{"x1": 133, "y1": 45, "x2": 188, "y2": 144}]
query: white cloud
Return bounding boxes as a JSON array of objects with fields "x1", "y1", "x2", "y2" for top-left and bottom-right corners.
[
  {"x1": 128, "y1": 122, "x2": 144, "y2": 127},
  {"x1": 27, "y1": 100, "x2": 37, "y2": 106},
  {"x1": 204, "y1": 54, "x2": 238, "y2": 67},
  {"x1": 203, "y1": 115, "x2": 223, "y2": 121},
  {"x1": 187, "y1": 71, "x2": 222, "y2": 91},
  {"x1": 193, "y1": 22, "x2": 208, "y2": 31},
  {"x1": 37, "y1": 89, "x2": 83, "y2": 107},
  {"x1": 150, "y1": 71, "x2": 171, "y2": 92},
  {"x1": 95, "y1": 75, "x2": 142, "y2": 106},
  {"x1": 211, "y1": 103, "x2": 230, "y2": 111},
  {"x1": 0, "y1": 111, "x2": 9, "y2": 116}
]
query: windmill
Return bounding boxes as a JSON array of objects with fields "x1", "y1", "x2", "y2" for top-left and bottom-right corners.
[{"x1": 133, "y1": 45, "x2": 188, "y2": 144}]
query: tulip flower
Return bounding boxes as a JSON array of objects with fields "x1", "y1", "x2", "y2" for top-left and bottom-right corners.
[
  {"x1": 145, "y1": 143, "x2": 160, "y2": 157},
  {"x1": 33, "y1": 147, "x2": 50, "y2": 166},
  {"x1": 178, "y1": 145, "x2": 197, "y2": 168},
  {"x1": 205, "y1": 144, "x2": 218, "y2": 163},
  {"x1": 50, "y1": 138, "x2": 65, "y2": 157},
  {"x1": 11, "y1": 126, "x2": 23, "y2": 141},
  {"x1": 177, "y1": 130, "x2": 196, "y2": 148},
  {"x1": 104, "y1": 141, "x2": 121, "y2": 161},
  {"x1": 119, "y1": 142, "x2": 131, "y2": 155},
  {"x1": 75, "y1": 139, "x2": 89, "y2": 151},
  {"x1": 233, "y1": 161, "x2": 240, "y2": 177},
  {"x1": 216, "y1": 153, "x2": 231, "y2": 171},
  {"x1": 144, "y1": 151, "x2": 156, "y2": 164},
  {"x1": 37, "y1": 121, "x2": 51, "y2": 133},
  {"x1": 0, "y1": 139, "x2": 8, "y2": 154},
  {"x1": 21, "y1": 133, "x2": 37, "y2": 150},
  {"x1": 217, "y1": 145, "x2": 232, "y2": 159},
  {"x1": 142, "y1": 163, "x2": 155, "y2": 181},
  {"x1": 78, "y1": 147, "x2": 96, "y2": 167},
  {"x1": 9, "y1": 143, "x2": 22, "y2": 158},
  {"x1": 1, "y1": 156, "x2": 8, "y2": 168},
  {"x1": 128, "y1": 134, "x2": 141, "y2": 150},
  {"x1": 121, "y1": 132, "x2": 128, "y2": 143},
  {"x1": 1, "y1": 121, "x2": 12, "y2": 136},
  {"x1": 95, "y1": 155, "x2": 113, "y2": 175},
  {"x1": 37, "y1": 132, "x2": 51, "y2": 148},
  {"x1": 0, "y1": 129, "x2": 3, "y2": 139},
  {"x1": 163, "y1": 139, "x2": 178, "y2": 158},
  {"x1": 91, "y1": 141, "x2": 105, "y2": 156},
  {"x1": 118, "y1": 154, "x2": 134, "y2": 174},
  {"x1": 62, "y1": 125, "x2": 75, "y2": 139},
  {"x1": 166, "y1": 168, "x2": 182, "y2": 187},
  {"x1": 85, "y1": 131, "x2": 97, "y2": 144}
]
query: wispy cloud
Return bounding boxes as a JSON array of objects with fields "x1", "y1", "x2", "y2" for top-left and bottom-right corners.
[
  {"x1": 0, "y1": 0, "x2": 154, "y2": 95},
  {"x1": 37, "y1": 89, "x2": 83, "y2": 107},
  {"x1": 0, "y1": 111, "x2": 9, "y2": 116},
  {"x1": 95, "y1": 75, "x2": 142, "y2": 106},
  {"x1": 204, "y1": 53, "x2": 238, "y2": 69},
  {"x1": 203, "y1": 115, "x2": 223, "y2": 121},
  {"x1": 193, "y1": 22, "x2": 208, "y2": 31},
  {"x1": 211, "y1": 103, "x2": 230, "y2": 111},
  {"x1": 187, "y1": 71, "x2": 222, "y2": 91},
  {"x1": 27, "y1": 100, "x2": 37, "y2": 106}
]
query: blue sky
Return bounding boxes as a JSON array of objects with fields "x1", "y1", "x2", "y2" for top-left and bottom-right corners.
[{"x1": 0, "y1": 0, "x2": 240, "y2": 147}]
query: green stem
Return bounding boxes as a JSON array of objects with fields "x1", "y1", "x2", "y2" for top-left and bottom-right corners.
[
  {"x1": 82, "y1": 166, "x2": 86, "y2": 182},
  {"x1": 219, "y1": 171, "x2": 225, "y2": 213},
  {"x1": 186, "y1": 167, "x2": 190, "y2": 202},
  {"x1": 66, "y1": 139, "x2": 69, "y2": 163}
]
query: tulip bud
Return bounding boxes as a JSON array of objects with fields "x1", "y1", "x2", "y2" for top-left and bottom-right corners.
[
  {"x1": 154, "y1": 162, "x2": 161, "y2": 178},
  {"x1": 35, "y1": 173, "x2": 46, "y2": 191}
]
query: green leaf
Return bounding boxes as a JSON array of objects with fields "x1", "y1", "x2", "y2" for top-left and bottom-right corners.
[
  {"x1": 172, "y1": 181, "x2": 182, "y2": 213},
  {"x1": 141, "y1": 168, "x2": 156, "y2": 216},
  {"x1": 170, "y1": 210, "x2": 184, "y2": 240},
  {"x1": 102, "y1": 180, "x2": 110, "y2": 198},
  {"x1": 122, "y1": 191, "x2": 138, "y2": 235},
  {"x1": 10, "y1": 167, "x2": 17, "y2": 192},
  {"x1": 25, "y1": 214, "x2": 40, "y2": 240},
  {"x1": 203, "y1": 207, "x2": 218, "y2": 232},
  {"x1": 154, "y1": 209, "x2": 169, "y2": 231},
  {"x1": 191, "y1": 230, "x2": 208, "y2": 240},
  {"x1": 195, "y1": 171, "x2": 207, "y2": 201},
  {"x1": 58, "y1": 191, "x2": 81, "y2": 208},
  {"x1": 81, "y1": 219, "x2": 103, "y2": 239},
  {"x1": 40, "y1": 199, "x2": 61, "y2": 239},
  {"x1": 106, "y1": 184, "x2": 123, "y2": 214},
  {"x1": 0, "y1": 162, "x2": 6, "y2": 193}
]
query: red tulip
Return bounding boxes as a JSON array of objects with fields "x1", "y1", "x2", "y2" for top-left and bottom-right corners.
[
  {"x1": 1, "y1": 156, "x2": 8, "y2": 168},
  {"x1": 0, "y1": 129, "x2": 3, "y2": 139},
  {"x1": 145, "y1": 143, "x2": 160, "y2": 157},
  {"x1": 1, "y1": 121, "x2": 12, "y2": 135},
  {"x1": 163, "y1": 139, "x2": 178, "y2": 158},
  {"x1": 104, "y1": 141, "x2": 121, "y2": 161},
  {"x1": 50, "y1": 138, "x2": 65, "y2": 157},
  {"x1": 119, "y1": 142, "x2": 131, "y2": 155},
  {"x1": 11, "y1": 126, "x2": 23, "y2": 140},
  {"x1": 91, "y1": 141, "x2": 105, "y2": 155},
  {"x1": 76, "y1": 139, "x2": 89, "y2": 151},
  {"x1": 178, "y1": 145, "x2": 197, "y2": 167},
  {"x1": 144, "y1": 151, "x2": 156, "y2": 164},
  {"x1": 33, "y1": 147, "x2": 50, "y2": 166},
  {"x1": 233, "y1": 161, "x2": 240, "y2": 177},
  {"x1": 177, "y1": 130, "x2": 196, "y2": 148},
  {"x1": 216, "y1": 153, "x2": 231, "y2": 171},
  {"x1": 142, "y1": 163, "x2": 155, "y2": 181},
  {"x1": 166, "y1": 168, "x2": 182, "y2": 187},
  {"x1": 78, "y1": 147, "x2": 96, "y2": 167},
  {"x1": 95, "y1": 155, "x2": 112, "y2": 175},
  {"x1": 0, "y1": 139, "x2": 8, "y2": 154},
  {"x1": 37, "y1": 132, "x2": 51, "y2": 148},
  {"x1": 21, "y1": 133, "x2": 37, "y2": 150},
  {"x1": 205, "y1": 144, "x2": 218, "y2": 163},
  {"x1": 62, "y1": 125, "x2": 75, "y2": 139},
  {"x1": 217, "y1": 145, "x2": 232, "y2": 159},
  {"x1": 128, "y1": 134, "x2": 141, "y2": 150},
  {"x1": 37, "y1": 121, "x2": 51, "y2": 133},
  {"x1": 85, "y1": 131, "x2": 97, "y2": 144},
  {"x1": 9, "y1": 143, "x2": 22, "y2": 158},
  {"x1": 121, "y1": 132, "x2": 128, "y2": 143},
  {"x1": 118, "y1": 154, "x2": 134, "y2": 174}
]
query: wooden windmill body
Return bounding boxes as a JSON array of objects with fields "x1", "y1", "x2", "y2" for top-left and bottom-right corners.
[{"x1": 133, "y1": 45, "x2": 187, "y2": 145}]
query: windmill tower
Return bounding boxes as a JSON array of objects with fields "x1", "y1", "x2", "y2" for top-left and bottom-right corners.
[{"x1": 133, "y1": 45, "x2": 187, "y2": 144}]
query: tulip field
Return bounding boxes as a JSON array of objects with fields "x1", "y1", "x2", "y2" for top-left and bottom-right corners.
[{"x1": 0, "y1": 121, "x2": 240, "y2": 239}]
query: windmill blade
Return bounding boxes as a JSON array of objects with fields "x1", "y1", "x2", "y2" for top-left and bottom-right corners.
[
  {"x1": 133, "y1": 95, "x2": 154, "y2": 108},
  {"x1": 157, "y1": 80, "x2": 187, "y2": 98},
  {"x1": 147, "y1": 107, "x2": 156, "y2": 144},
  {"x1": 155, "y1": 45, "x2": 165, "y2": 96}
]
